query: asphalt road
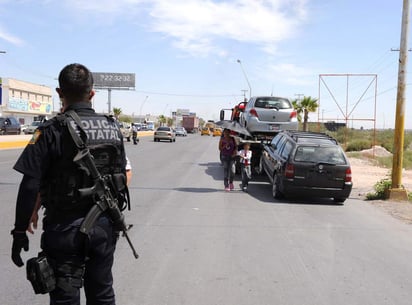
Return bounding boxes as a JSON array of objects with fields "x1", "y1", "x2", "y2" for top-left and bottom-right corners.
[{"x1": 1, "y1": 134, "x2": 412, "y2": 304}]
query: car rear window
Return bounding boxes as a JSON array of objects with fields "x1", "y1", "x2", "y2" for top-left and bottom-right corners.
[
  {"x1": 157, "y1": 127, "x2": 170, "y2": 131},
  {"x1": 254, "y1": 97, "x2": 291, "y2": 109},
  {"x1": 294, "y1": 146, "x2": 346, "y2": 164}
]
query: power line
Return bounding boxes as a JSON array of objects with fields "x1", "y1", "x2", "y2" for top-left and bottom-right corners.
[{"x1": 134, "y1": 90, "x2": 243, "y2": 98}]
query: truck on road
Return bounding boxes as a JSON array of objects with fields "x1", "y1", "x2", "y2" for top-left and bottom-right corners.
[
  {"x1": 182, "y1": 116, "x2": 199, "y2": 133},
  {"x1": 220, "y1": 97, "x2": 297, "y2": 175},
  {"x1": 219, "y1": 101, "x2": 266, "y2": 174}
]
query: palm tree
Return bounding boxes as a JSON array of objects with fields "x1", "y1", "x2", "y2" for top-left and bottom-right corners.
[
  {"x1": 291, "y1": 99, "x2": 303, "y2": 123},
  {"x1": 293, "y1": 96, "x2": 318, "y2": 131},
  {"x1": 158, "y1": 115, "x2": 167, "y2": 126},
  {"x1": 112, "y1": 107, "x2": 122, "y2": 120}
]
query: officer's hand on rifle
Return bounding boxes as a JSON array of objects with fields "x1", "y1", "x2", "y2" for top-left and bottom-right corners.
[{"x1": 11, "y1": 230, "x2": 29, "y2": 267}]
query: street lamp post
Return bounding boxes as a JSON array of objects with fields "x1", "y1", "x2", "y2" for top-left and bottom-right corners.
[
  {"x1": 139, "y1": 96, "x2": 149, "y2": 123},
  {"x1": 237, "y1": 59, "x2": 252, "y2": 98}
]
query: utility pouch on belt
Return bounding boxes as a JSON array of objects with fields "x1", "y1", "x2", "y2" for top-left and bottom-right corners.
[{"x1": 26, "y1": 253, "x2": 56, "y2": 294}]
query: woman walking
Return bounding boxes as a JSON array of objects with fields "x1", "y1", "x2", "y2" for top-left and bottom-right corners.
[{"x1": 219, "y1": 129, "x2": 238, "y2": 191}]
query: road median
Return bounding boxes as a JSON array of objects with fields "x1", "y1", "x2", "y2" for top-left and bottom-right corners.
[
  {"x1": 1, "y1": 132, "x2": 154, "y2": 150},
  {"x1": 0, "y1": 135, "x2": 32, "y2": 150}
]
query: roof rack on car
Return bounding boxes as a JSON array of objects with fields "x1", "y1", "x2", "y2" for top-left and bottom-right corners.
[{"x1": 283, "y1": 130, "x2": 338, "y2": 144}]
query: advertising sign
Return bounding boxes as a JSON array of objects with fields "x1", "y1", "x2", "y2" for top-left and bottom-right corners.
[
  {"x1": 8, "y1": 97, "x2": 52, "y2": 114},
  {"x1": 92, "y1": 72, "x2": 135, "y2": 89}
]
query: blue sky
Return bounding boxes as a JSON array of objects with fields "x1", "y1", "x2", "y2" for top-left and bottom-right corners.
[{"x1": 0, "y1": 0, "x2": 410, "y2": 129}]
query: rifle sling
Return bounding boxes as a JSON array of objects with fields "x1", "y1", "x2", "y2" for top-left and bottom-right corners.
[{"x1": 64, "y1": 110, "x2": 88, "y2": 151}]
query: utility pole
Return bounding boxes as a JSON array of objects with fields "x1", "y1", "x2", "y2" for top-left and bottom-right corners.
[
  {"x1": 237, "y1": 59, "x2": 252, "y2": 98},
  {"x1": 139, "y1": 96, "x2": 149, "y2": 123},
  {"x1": 388, "y1": 0, "x2": 409, "y2": 201},
  {"x1": 241, "y1": 89, "x2": 248, "y2": 101},
  {"x1": 295, "y1": 93, "x2": 304, "y2": 101}
]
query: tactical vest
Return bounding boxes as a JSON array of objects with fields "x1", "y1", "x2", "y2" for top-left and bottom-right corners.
[{"x1": 42, "y1": 112, "x2": 127, "y2": 218}]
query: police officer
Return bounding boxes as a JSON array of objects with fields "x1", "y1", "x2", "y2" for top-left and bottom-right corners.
[{"x1": 11, "y1": 63, "x2": 128, "y2": 305}]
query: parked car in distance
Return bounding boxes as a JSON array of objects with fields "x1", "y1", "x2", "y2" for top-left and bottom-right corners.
[
  {"x1": 24, "y1": 121, "x2": 42, "y2": 134},
  {"x1": 0, "y1": 116, "x2": 21, "y2": 135},
  {"x1": 213, "y1": 127, "x2": 222, "y2": 137},
  {"x1": 175, "y1": 127, "x2": 188, "y2": 136},
  {"x1": 118, "y1": 121, "x2": 131, "y2": 142},
  {"x1": 20, "y1": 124, "x2": 29, "y2": 134},
  {"x1": 201, "y1": 127, "x2": 211, "y2": 136},
  {"x1": 260, "y1": 130, "x2": 352, "y2": 203},
  {"x1": 154, "y1": 126, "x2": 176, "y2": 142},
  {"x1": 239, "y1": 96, "x2": 298, "y2": 136}
]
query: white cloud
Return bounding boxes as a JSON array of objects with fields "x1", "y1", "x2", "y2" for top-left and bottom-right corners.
[
  {"x1": 64, "y1": 0, "x2": 145, "y2": 14},
  {"x1": 0, "y1": 26, "x2": 24, "y2": 46},
  {"x1": 0, "y1": 0, "x2": 308, "y2": 56},
  {"x1": 149, "y1": 0, "x2": 308, "y2": 57},
  {"x1": 58, "y1": 0, "x2": 308, "y2": 57}
]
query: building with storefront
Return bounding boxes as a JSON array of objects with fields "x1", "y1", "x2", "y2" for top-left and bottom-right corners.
[{"x1": 0, "y1": 78, "x2": 53, "y2": 125}]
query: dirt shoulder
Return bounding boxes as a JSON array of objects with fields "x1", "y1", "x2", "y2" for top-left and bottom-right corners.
[{"x1": 349, "y1": 155, "x2": 412, "y2": 224}]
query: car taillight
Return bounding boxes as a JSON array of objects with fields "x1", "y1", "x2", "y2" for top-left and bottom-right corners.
[
  {"x1": 285, "y1": 163, "x2": 294, "y2": 178},
  {"x1": 345, "y1": 167, "x2": 352, "y2": 182},
  {"x1": 290, "y1": 111, "x2": 297, "y2": 119},
  {"x1": 249, "y1": 108, "x2": 258, "y2": 118}
]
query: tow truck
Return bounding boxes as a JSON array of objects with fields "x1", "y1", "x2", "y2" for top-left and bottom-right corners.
[{"x1": 219, "y1": 101, "x2": 273, "y2": 175}]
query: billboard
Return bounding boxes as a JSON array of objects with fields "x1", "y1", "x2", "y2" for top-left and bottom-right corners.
[
  {"x1": 92, "y1": 72, "x2": 135, "y2": 89},
  {"x1": 7, "y1": 97, "x2": 52, "y2": 114}
]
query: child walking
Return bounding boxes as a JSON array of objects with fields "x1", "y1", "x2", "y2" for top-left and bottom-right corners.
[{"x1": 238, "y1": 143, "x2": 252, "y2": 192}]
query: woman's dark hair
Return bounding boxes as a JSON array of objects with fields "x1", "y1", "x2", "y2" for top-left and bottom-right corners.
[{"x1": 58, "y1": 63, "x2": 93, "y2": 101}]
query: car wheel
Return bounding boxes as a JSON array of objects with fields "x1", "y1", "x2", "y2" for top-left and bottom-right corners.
[
  {"x1": 170, "y1": 139, "x2": 173, "y2": 142},
  {"x1": 272, "y1": 173, "x2": 283, "y2": 199},
  {"x1": 126, "y1": 137, "x2": 131, "y2": 142},
  {"x1": 333, "y1": 198, "x2": 346, "y2": 204},
  {"x1": 257, "y1": 156, "x2": 264, "y2": 175}
]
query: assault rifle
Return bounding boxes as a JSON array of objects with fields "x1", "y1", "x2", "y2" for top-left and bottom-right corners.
[{"x1": 74, "y1": 148, "x2": 139, "y2": 259}]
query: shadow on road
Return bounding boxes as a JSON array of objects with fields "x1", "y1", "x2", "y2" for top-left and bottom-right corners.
[
  {"x1": 199, "y1": 162, "x2": 224, "y2": 181},
  {"x1": 174, "y1": 187, "x2": 220, "y2": 193}
]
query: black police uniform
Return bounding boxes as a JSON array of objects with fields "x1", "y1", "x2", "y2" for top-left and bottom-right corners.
[{"x1": 13, "y1": 102, "x2": 127, "y2": 305}]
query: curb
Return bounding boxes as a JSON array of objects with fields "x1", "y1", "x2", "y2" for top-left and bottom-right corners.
[
  {"x1": 0, "y1": 140, "x2": 31, "y2": 150},
  {"x1": 0, "y1": 135, "x2": 32, "y2": 150},
  {"x1": 0, "y1": 132, "x2": 154, "y2": 150}
]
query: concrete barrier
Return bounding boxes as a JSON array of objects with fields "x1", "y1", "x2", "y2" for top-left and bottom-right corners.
[
  {"x1": 0, "y1": 132, "x2": 154, "y2": 150},
  {"x1": 0, "y1": 135, "x2": 32, "y2": 150}
]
